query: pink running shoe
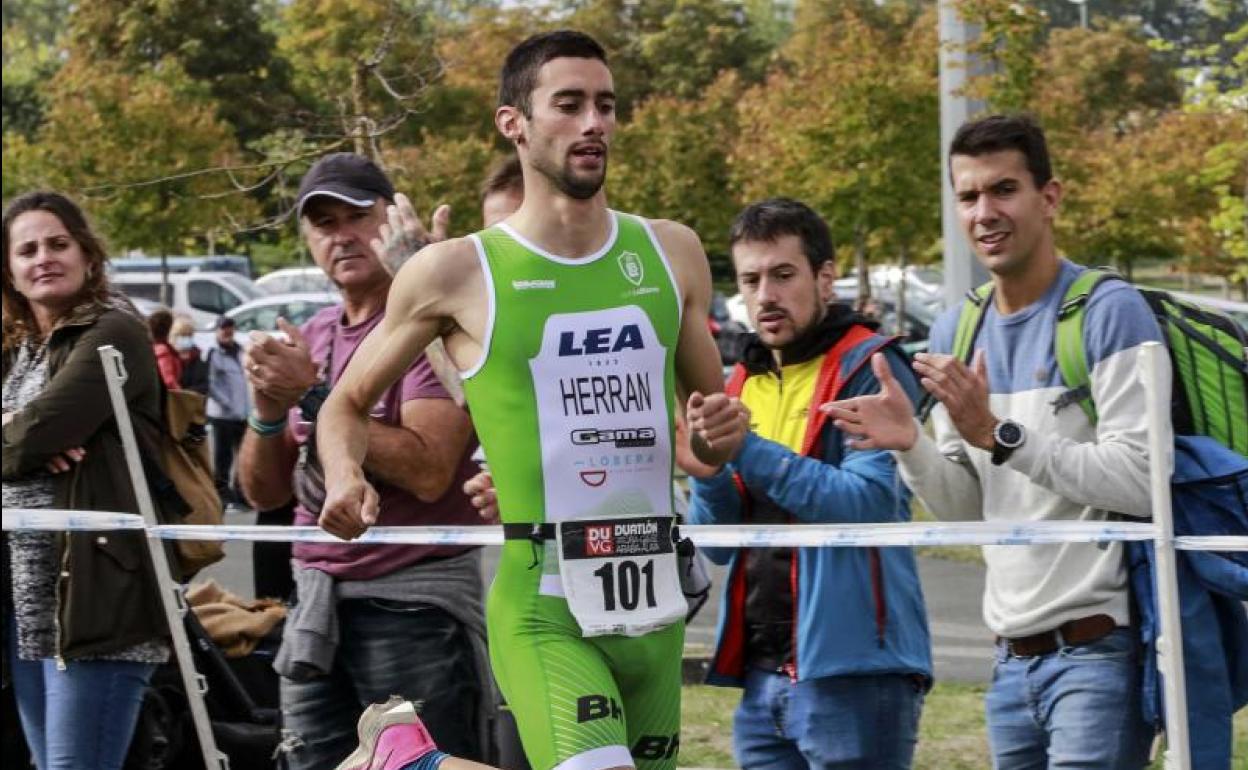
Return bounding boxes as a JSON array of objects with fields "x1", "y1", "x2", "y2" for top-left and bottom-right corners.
[{"x1": 334, "y1": 696, "x2": 440, "y2": 770}]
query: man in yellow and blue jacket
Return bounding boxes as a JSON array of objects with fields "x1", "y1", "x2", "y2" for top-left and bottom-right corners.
[{"x1": 685, "y1": 198, "x2": 932, "y2": 770}]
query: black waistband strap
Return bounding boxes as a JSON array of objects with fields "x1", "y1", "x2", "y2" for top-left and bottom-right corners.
[{"x1": 502, "y1": 523, "x2": 557, "y2": 541}]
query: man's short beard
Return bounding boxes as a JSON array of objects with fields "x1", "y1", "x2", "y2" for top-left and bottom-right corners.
[{"x1": 534, "y1": 155, "x2": 607, "y2": 200}]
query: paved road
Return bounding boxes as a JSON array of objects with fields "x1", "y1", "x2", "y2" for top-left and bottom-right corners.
[{"x1": 199, "y1": 511, "x2": 994, "y2": 683}]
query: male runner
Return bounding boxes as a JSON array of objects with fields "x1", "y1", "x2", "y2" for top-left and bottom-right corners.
[{"x1": 317, "y1": 30, "x2": 748, "y2": 770}]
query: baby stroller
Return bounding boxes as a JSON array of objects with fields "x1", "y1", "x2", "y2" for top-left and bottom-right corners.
[{"x1": 126, "y1": 608, "x2": 283, "y2": 770}]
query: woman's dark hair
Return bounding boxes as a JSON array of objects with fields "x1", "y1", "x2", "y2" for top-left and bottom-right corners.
[
  {"x1": 3, "y1": 191, "x2": 112, "y2": 352},
  {"x1": 498, "y1": 30, "x2": 608, "y2": 117}
]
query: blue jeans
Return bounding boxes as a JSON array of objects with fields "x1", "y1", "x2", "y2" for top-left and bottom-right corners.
[
  {"x1": 280, "y1": 599, "x2": 482, "y2": 770},
  {"x1": 6, "y1": 621, "x2": 155, "y2": 770},
  {"x1": 986, "y1": 628, "x2": 1154, "y2": 769},
  {"x1": 733, "y1": 668, "x2": 925, "y2": 769}
]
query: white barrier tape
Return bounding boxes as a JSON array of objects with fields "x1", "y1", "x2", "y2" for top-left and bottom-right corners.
[
  {"x1": 1174, "y1": 536, "x2": 1248, "y2": 552},
  {"x1": 2, "y1": 509, "x2": 144, "y2": 531},
  {"x1": 6, "y1": 509, "x2": 1245, "y2": 551}
]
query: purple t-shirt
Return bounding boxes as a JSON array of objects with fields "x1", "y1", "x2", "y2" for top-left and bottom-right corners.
[{"x1": 289, "y1": 305, "x2": 481, "y2": 579}]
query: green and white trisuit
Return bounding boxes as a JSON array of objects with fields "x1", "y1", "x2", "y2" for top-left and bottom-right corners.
[{"x1": 463, "y1": 211, "x2": 685, "y2": 770}]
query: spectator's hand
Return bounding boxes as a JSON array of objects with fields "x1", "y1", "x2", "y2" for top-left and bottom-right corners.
[
  {"x1": 674, "y1": 412, "x2": 721, "y2": 479},
  {"x1": 45, "y1": 447, "x2": 85, "y2": 474},
  {"x1": 2, "y1": 410, "x2": 13, "y2": 426},
  {"x1": 370, "y1": 192, "x2": 451, "y2": 275},
  {"x1": 911, "y1": 349, "x2": 996, "y2": 450},
  {"x1": 319, "y1": 469, "x2": 378, "y2": 540},
  {"x1": 822, "y1": 353, "x2": 919, "y2": 450},
  {"x1": 463, "y1": 470, "x2": 499, "y2": 523},
  {"x1": 246, "y1": 318, "x2": 318, "y2": 417},
  {"x1": 686, "y1": 391, "x2": 749, "y2": 469}
]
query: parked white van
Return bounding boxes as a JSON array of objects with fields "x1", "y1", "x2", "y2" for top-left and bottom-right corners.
[{"x1": 111, "y1": 271, "x2": 263, "y2": 330}]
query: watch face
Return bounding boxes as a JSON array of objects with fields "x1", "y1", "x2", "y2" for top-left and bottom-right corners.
[{"x1": 996, "y1": 421, "x2": 1024, "y2": 448}]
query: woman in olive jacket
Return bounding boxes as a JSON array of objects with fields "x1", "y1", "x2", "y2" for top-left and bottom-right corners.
[{"x1": 3, "y1": 191, "x2": 173, "y2": 770}]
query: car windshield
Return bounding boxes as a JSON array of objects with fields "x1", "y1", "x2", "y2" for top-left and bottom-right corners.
[
  {"x1": 230, "y1": 298, "x2": 335, "y2": 333},
  {"x1": 220, "y1": 273, "x2": 263, "y2": 302}
]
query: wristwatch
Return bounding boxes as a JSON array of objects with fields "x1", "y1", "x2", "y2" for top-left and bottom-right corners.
[
  {"x1": 991, "y1": 419, "x2": 1026, "y2": 466},
  {"x1": 298, "y1": 381, "x2": 332, "y2": 422}
]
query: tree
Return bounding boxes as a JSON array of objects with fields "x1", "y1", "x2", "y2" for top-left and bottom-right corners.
[
  {"x1": 277, "y1": 0, "x2": 448, "y2": 158},
  {"x1": 384, "y1": 131, "x2": 500, "y2": 234},
  {"x1": 732, "y1": 2, "x2": 941, "y2": 303},
  {"x1": 611, "y1": 73, "x2": 744, "y2": 267},
  {"x1": 564, "y1": 0, "x2": 774, "y2": 119},
  {"x1": 4, "y1": 58, "x2": 255, "y2": 266},
  {"x1": 65, "y1": 0, "x2": 298, "y2": 145},
  {"x1": 2, "y1": 0, "x2": 73, "y2": 138}
]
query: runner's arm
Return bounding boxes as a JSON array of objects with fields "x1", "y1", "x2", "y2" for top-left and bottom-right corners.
[
  {"x1": 316, "y1": 241, "x2": 462, "y2": 526},
  {"x1": 651, "y1": 220, "x2": 746, "y2": 468}
]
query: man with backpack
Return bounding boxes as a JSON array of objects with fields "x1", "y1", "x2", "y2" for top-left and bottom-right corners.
[
  {"x1": 825, "y1": 114, "x2": 1164, "y2": 769},
  {"x1": 683, "y1": 198, "x2": 932, "y2": 769}
]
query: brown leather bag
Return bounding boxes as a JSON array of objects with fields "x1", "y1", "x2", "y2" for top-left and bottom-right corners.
[{"x1": 159, "y1": 387, "x2": 225, "y2": 577}]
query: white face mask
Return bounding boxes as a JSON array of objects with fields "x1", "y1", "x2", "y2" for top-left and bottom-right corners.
[{"x1": 174, "y1": 336, "x2": 196, "y2": 352}]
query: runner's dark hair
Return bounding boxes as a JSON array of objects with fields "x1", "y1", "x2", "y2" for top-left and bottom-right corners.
[{"x1": 498, "y1": 30, "x2": 608, "y2": 117}]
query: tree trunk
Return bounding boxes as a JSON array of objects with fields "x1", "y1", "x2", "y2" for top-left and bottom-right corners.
[
  {"x1": 855, "y1": 224, "x2": 869, "y2": 310},
  {"x1": 897, "y1": 242, "x2": 909, "y2": 338},
  {"x1": 351, "y1": 63, "x2": 368, "y2": 158}
]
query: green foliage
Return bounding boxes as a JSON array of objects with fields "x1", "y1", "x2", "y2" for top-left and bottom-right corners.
[
  {"x1": 1, "y1": 0, "x2": 1240, "y2": 294},
  {"x1": 66, "y1": 0, "x2": 298, "y2": 144},
  {"x1": 384, "y1": 132, "x2": 501, "y2": 234},
  {"x1": 4, "y1": 58, "x2": 255, "y2": 254},
  {"x1": 733, "y1": 3, "x2": 940, "y2": 277},
  {"x1": 612, "y1": 73, "x2": 743, "y2": 262},
  {"x1": 1, "y1": 0, "x2": 73, "y2": 138}
]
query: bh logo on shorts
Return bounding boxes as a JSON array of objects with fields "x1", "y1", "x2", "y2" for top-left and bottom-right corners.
[
  {"x1": 618, "y1": 251, "x2": 644, "y2": 287},
  {"x1": 586, "y1": 524, "x2": 615, "y2": 556}
]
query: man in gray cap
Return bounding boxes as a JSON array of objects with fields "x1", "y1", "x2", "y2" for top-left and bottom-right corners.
[{"x1": 237, "y1": 153, "x2": 491, "y2": 769}]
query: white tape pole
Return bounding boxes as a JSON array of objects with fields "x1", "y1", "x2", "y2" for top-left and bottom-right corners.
[
  {"x1": 98, "y1": 346, "x2": 229, "y2": 770},
  {"x1": 1140, "y1": 342, "x2": 1190, "y2": 770}
]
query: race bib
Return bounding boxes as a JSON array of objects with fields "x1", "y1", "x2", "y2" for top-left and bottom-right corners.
[{"x1": 557, "y1": 515, "x2": 685, "y2": 637}]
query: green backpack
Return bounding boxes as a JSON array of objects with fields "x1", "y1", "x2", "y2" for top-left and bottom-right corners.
[{"x1": 950, "y1": 269, "x2": 1248, "y2": 454}]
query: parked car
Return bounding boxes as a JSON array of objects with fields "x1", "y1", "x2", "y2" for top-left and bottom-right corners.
[
  {"x1": 226, "y1": 292, "x2": 340, "y2": 339},
  {"x1": 254, "y1": 266, "x2": 336, "y2": 295},
  {"x1": 112, "y1": 271, "x2": 263, "y2": 331},
  {"x1": 709, "y1": 291, "x2": 752, "y2": 366},
  {"x1": 110, "y1": 254, "x2": 253, "y2": 278}
]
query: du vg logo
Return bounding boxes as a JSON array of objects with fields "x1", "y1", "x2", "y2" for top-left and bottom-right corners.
[{"x1": 586, "y1": 524, "x2": 615, "y2": 556}]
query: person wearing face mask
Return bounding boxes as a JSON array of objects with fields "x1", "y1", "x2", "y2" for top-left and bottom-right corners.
[{"x1": 172, "y1": 316, "x2": 209, "y2": 395}]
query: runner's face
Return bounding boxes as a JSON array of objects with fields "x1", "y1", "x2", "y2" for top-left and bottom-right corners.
[
  {"x1": 302, "y1": 198, "x2": 390, "y2": 292},
  {"x1": 732, "y1": 234, "x2": 834, "y2": 350},
  {"x1": 522, "y1": 57, "x2": 615, "y2": 200},
  {"x1": 951, "y1": 149, "x2": 1061, "y2": 278}
]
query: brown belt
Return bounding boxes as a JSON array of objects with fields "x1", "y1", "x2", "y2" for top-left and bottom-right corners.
[{"x1": 998, "y1": 614, "x2": 1118, "y2": 657}]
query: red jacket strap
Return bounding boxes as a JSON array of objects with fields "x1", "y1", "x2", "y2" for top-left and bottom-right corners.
[
  {"x1": 800, "y1": 326, "x2": 898, "y2": 457},
  {"x1": 725, "y1": 362, "x2": 748, "y2": 398}
]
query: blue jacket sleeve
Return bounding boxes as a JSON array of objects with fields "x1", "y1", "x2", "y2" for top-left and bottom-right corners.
[
  {"x1": 688, "y1": 467, "x2": 743, "y2": 565},
  {"x1": 731, "y1": 344, "x2": 917, "y2": 524}
]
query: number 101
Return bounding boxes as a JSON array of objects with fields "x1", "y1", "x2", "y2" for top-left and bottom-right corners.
[{"x1": 592, "y1": 559, "x2": 657, "y2": 611}]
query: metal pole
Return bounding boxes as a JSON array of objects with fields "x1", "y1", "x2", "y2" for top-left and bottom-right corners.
[
  {"x1": 98, "y1": 345, "x2": 229, "y2": 770},
  {"x1": 1139, "y1": 342, "x2": 1191, "y2": 770},
  {"x1": 937, "y1": 0, "x2": 988, "y2": 307}
]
